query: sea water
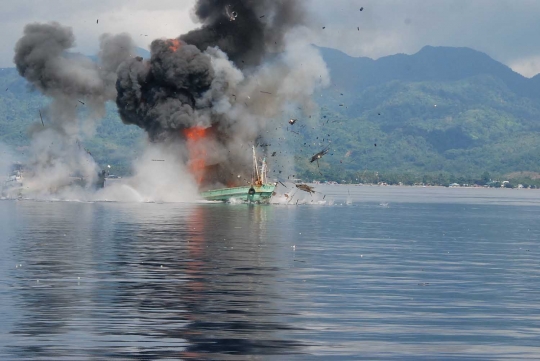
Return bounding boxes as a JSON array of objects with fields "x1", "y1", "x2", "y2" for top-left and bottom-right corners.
[{"x1": 0, "y1": 186, "x2": 539, "y2": 360}]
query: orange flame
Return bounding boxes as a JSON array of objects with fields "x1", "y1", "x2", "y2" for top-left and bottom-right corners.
[
  {"x1": 183, "y1": 127, "x2": 209, "y2": 186},
  {"x1": 168, "y1": 39, "x2": 181, "y2": 52}
]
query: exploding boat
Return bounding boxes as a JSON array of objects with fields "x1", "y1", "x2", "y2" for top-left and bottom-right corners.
[{"x1": 200, "y1": 146, "x2": 276, "y2": 203}]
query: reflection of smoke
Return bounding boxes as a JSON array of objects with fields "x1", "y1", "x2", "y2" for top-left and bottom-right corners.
[
  {"x1": 13, "y1": 22, "x2": 135, "y2": 196},
  {"x1": 116, "y1": 1, "x2": 329, "y2": 189}
]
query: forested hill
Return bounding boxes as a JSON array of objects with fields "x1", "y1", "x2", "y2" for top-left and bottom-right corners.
[
  {"x1": 2, "y1": 45, "x2": 540, "y2": 181},
  {"x1": 294, "y1": 46, "x2": 540, "y2": 181}
]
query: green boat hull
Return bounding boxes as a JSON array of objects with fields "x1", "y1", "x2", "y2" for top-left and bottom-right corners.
[{"x1": 200, "y1": 183, "x2": 276, "y2": 203}]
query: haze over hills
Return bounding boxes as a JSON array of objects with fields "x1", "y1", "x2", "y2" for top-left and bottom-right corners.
[{"x1": 2, "y1": 45, "x2": 540, "y2": 182}]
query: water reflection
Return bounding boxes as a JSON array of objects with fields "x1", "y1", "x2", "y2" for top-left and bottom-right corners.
[
  {"x1": 6, "y1": 202, "x2": 302, "y2": 360},
  {"x1": 3, "y1": 190, "x2": 540, "y2": 360}
]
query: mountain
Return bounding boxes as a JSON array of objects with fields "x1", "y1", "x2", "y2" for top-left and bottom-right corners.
[
  {"x1": 290, "y1": 46, "x2": 540, "y2": 182},
  {"x1": 318, "y1": 46, "x2": 533, "y2": 95},
  {"x1": 2, "y1": 45, "x2": 540, "y2": 182}
]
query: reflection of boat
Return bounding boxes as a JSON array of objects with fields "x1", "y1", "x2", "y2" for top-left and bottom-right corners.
[{"x1": 201, "y1": 147, "x2": 276, "y2": 203}]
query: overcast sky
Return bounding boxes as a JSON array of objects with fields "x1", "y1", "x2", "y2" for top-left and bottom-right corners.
[{"x1": 2, "y1": 0, "x2": 540, "y2": 76}]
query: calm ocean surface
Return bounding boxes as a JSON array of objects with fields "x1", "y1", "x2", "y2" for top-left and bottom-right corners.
[{"x1": 1, "y1": 186, "x2": 540, "y2": 360}]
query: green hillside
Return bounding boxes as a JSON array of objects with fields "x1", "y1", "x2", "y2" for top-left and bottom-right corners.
[{"x1": 2, "y1": 45, "x2": 540, "y2": 185}]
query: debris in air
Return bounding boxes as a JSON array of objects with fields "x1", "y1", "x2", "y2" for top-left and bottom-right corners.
[
  {"x1": 271, "y1": 151, "x2": 277, "y2": 156},
  {"x1": 96, "y1": 19, "x2": 99, "y2": 24},
  {"x1": 260, "y1": 15, "x2": 265, "y2": 18},
  {"x1": 225, "y1": 6, "x2": 238, "y2": 21},
  {"x1": 289, "y1": 119, "x2": 297, "y2": 125},
  {"x1": 260, "y1": 91, "x2": 272, "y2": 95},
  {"x1": 39, "y1": 110, "x2": 44, "y2": 127},
  {"x1": 152, "y1": 159, "x2": 165, "y2": 162},
  {"x1": 279, "y1": 181, "x2": 288, "y2": 188},
  {"x1": 296, "y1": 184, "x2": 315, "y2": 194},
  {"x1": 78, "y1": 100, "x2": 85, "y2": 105},
  {"x1": 360, "y1": 7, "x2": 364, "y2": 11},
  {"x1": 310, "y1": 146, "x2": 330, "y2": 163},
  {"x1": 322, "y1": 26, "x2": 326, "y2": 29}
]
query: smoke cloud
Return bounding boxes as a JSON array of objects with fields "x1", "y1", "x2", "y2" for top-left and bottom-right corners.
[
  {"x1": 181, "y1": 0, "x2": 305, "y2": 67},
  {"x1": 116, "y1": 0, "x2": 329, "y2": 190},
  {"x1": 13, "y1": 22, "x2": 135, "y2": 198},
  {"x1": 10, "y1": 0, "x2": 329, "y2": 200}
]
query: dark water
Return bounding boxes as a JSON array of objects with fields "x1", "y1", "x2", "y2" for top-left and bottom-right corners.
[{"x1": 1, "y1": 186, "x2": 540, "y2": 360}]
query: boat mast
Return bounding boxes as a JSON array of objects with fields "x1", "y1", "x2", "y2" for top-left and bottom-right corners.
[{"x1": 252, "y1": 146, "x2": 259, "y2": 184}]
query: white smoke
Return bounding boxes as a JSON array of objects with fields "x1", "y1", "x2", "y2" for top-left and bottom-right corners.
[
  {"x1": 13, "y1": 23, "x2": 136, "y2": 199},
  {"x1": 94, "y1": 141, "x2": 200, "y2": 203}
]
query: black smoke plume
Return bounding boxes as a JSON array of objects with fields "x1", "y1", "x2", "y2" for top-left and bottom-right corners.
[
  {"x1": 181, "y1": 0, "x2": 305, "y2": 67},
  {"x1": 115, "y1": 0, "x2": 314, "y2": 189}
]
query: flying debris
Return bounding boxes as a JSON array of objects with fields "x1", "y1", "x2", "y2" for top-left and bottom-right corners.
[
  {"x1": 296, "y1": 184, "x2": 315, "y2": 194},
  {"x1": 260, "y1": 91, "x2": 272, "y2": 94},
  {"x1": 225, "y1": 5, "x2": 238, "y2": 21},
  {"x1": 311, "y1": 146, "x2": 330, "y2": 163},
  {"x1": 39, "y1": 110, "x2": 44, "y2": 127},
  {"x1": 322, "y1": 26, "x2": 326, "y2": 29},
  {"x1": 289, "y1": 119, "x2": 297, "y2": 125},
  {"x1": 78, "y1": 100, "x2": 85, "y2": 105},
  {"x1": 271, "y1": 152, "x2": 277, "y2": 156},
  {"x1": 360, "y1": 7, "x2": 364, "y2": 11},
  {"x1": 97, "y1": 19, "x2": 99, "y2": 24}
]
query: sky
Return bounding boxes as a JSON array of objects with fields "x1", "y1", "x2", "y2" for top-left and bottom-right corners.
[{"x1": 2, "y1": 0, "x2": 540, "y2": 76}]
